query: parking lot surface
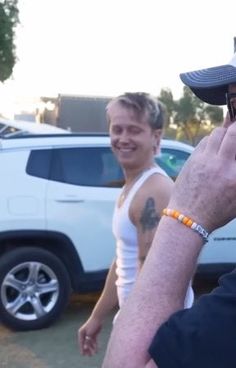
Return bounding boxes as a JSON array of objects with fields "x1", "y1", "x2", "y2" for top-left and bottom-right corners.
[
  {"x1": 0, "y1": 293, "x2": 115, "y2": 368},
  {"x1": 0, "y1": 281, "x2": 217, "y2": 368}
]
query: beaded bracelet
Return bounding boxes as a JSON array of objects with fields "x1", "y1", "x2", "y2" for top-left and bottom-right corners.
[{"x1": 162, "y1": 208, "x2": 209, "y2": 243}]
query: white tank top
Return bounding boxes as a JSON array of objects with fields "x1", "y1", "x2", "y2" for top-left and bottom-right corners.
[{"x1": 112, "y1": 166, "x2": 194, "y2": 309}]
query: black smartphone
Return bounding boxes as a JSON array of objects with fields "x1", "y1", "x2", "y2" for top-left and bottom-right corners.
[{"x1": 226, "y1": 92, "x2": 236, "y2": 122}]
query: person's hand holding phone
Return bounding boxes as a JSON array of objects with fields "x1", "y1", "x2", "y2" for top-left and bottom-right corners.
[
  {"x1": 223, "y1": 111, "x2": 233, "y2": 128},
  {"x1": 225, "y1": 92, "x2": 236, "y2": 126}
]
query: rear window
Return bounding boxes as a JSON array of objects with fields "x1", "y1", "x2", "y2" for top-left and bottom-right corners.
[
  {"x1": 51, "y1": 147, "x2": 124, "y2": 187},
  {"x1": 26, "y1": 149, "x2": 52, "y2": 179}
]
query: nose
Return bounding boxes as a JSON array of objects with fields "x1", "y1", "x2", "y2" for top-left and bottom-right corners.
[
  {"x1": 120, "y1": 133, "x2": 129, "y2": 142},
  {"x1": 117, "y1": 129, "x2": 130, "y2": 143}
]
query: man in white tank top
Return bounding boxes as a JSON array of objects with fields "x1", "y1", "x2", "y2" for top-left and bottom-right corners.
[{"x1": 78, "y1": 92, "x2": 194, "y2": 356}]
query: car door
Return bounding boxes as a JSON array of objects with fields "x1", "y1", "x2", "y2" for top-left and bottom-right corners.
[
  {"x1": 156, "y1": 146, "x2": 191, "y2": 181},
  {"x1": 46, "y1": 145, "x2": 124, "y2": 272},
  {"x1": 157, "y1": 143, "x2": 236, "y2": 277},
  {"x1": 1, "y1": 149, "x2": 49, "y2": 231}
]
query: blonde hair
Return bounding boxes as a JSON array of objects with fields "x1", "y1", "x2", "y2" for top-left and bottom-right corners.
[{"x1": 106, "y1": 92, "x2": 166, "y2": 130}]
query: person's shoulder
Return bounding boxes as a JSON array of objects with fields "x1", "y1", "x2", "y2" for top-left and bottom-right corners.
[
  {"x1": 145, "y1": 170, "x2": 174, "y2": 193},
  {"x1": 132, "y1": 171, "x2": 173, "y2": 210}
]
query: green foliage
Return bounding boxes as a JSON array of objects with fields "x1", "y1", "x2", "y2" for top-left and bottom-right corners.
[
  {"x1": 159, "y1": 86, "x2": 224, "y2": 146},
  {"x1": 0, "y1": 0, "x2": 19, "y2": 82},
  {"x1": 204, "y1": 105, "x2": 223, "y2": 124},
  {"x1": 159, "y1": 88, "x2": 176, "y2": 125}
]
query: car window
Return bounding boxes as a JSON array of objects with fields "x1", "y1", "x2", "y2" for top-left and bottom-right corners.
[
  {"x1": 156, "y1": 148, "x2": 190, "y2": 180},
  {"x1": 26, "y1": 149, "x2": 52, "y2": 179},
  {"x1": 51, "y1": 147, "x2": 124, "y2": 187}
]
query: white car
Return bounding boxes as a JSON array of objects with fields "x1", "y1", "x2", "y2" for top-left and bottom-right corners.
[
  {"x1": 0, "y1": 119, "x2": 69, "y2": 137},
  {"x1": 0, "y1": 133, "x2": 234, "y2": 331}
]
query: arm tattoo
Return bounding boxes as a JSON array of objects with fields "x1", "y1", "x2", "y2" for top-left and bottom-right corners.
[{"x1": 140, "y1": 197, "x2": 160, "y2": 232}]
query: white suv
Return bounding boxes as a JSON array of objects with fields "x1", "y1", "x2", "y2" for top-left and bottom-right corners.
[{"x1": 0, "y1": 134, "x2": 234, "y2": 331}]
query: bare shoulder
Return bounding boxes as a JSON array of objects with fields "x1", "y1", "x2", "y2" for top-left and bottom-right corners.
[
  {"x1": 130, "y1": 172, "x2": 174, "y2": 224},
  {"x1": 149, "y1": 173, "x2": 174, "y2": 188},
  {"x1": 142, "y1": 172, "x2": 174, "y2": 197}
]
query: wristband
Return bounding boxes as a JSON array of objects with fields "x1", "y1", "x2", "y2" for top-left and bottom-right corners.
[{"x1": 162, "y1": 208, "x2": 209, "y2": 243}]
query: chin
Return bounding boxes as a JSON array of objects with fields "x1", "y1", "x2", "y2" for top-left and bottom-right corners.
[
  {"x1": 120, "y1": 162, "x2": 138, "y2": 171},
  {"x1": 116, "y1": 155, "x2": 132, "y2": 164}
]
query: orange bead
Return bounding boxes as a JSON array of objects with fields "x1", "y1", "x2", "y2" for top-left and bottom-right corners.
[
  {"x1": 186, "y1": 219, "x2": 193, "y2": 227},
  {"x1": 182, "y1": 217, "x2": 189, "y2": 225},
  {"x1": 173, "y1": 211, "x2": 180, "y2": 219}
]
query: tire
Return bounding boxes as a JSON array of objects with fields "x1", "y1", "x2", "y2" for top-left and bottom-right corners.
[{"x1": 0, "y1": 247, "x2": 71, "y2": 331}]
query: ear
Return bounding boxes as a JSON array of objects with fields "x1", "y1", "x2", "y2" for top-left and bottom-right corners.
[
  {"x1": 151, "y1": 129, "x2": 162, "y2": 155},
  {"x1": 153, "y1": 128, "x2": 163, "y2": 145}
]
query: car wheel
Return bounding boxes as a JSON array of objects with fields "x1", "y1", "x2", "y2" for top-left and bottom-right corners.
[{"x1": 0, "y1": 247, "x2": 71, "y2": 331}]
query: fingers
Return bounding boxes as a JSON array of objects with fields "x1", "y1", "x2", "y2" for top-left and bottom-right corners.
[
  {"x1": 78, "y1": 329, "x2": 85, "y2": 354},
  {"x1": 218, "y1": 122, "x2": 236, "y2": 159},
  {"x1": 222, "y1": 112, "x2": 232, "y2": 128},
  {"x1": 78, "y1": 330, "x2": 97, "y2": 356},
  {"x1": 182, "y1": 136, "x2": 208, "y2": 167},
  {"x1": 77, "y1": 318, "x2": 102, "y2": 357},
  {"x1": 83, "y1": 335, "x2": 97, "y2": 356},
  {"x1": 193, "y1": 135, "x2": 208, "y2": 153},
  {"x1": 205, "y1": 127, "x2": 227, "y2": 154},
  {"x1": 203, "y1": 124, "x2": 236, "y2": 159}
]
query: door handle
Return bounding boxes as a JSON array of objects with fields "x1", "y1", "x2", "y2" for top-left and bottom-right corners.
[{"x1": 54, "y1": 195, "x2": 84, "y2": 203}]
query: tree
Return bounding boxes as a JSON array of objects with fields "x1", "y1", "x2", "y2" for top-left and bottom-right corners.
[
  {"x1": 158, "y1": 88, "x2": 178, "y2": 140},
  {"x1": 159, "y1": 88, "x2": 176, "y2": 125},
  {"x1": 159, "y1": 86, "x2": 224, "y2": 146},
  {"x1": 174, "y1": 86, "x2": 204, "y2": 145},
  {"x1": 0, "y1": 0, "x2": 19, "y2": 82},
  {"x1": 204, "y1": 104, "x2": 223, "y2": 124}
]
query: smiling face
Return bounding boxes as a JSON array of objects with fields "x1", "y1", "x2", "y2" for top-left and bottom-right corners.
[{"x1": 108, "y1": 101, "x2": 161, "y2": 172}]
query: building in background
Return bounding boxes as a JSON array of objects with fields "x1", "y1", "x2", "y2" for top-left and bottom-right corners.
[
  {"x1": 35, "y1": 97, "x2": 58, "y2": 125},
  {"x1": 56, "y1": 94, "x2": 110, "y2": 132},
  {"x1": 5, "y1": 94, "x2": 112, "y2": 133}
]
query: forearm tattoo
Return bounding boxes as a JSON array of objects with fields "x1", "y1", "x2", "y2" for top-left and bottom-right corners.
[{"x1": 140, "y1": 197, "x2": 160, "y2": 232}]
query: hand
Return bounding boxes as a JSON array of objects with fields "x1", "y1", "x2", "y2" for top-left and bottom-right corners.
[
  {"x1": 168, "y1": 123, "x2": 236, "y2": 232},
  {"x1": 78, "y1": 316, "x2": 102, "y2": 356},
  {"x1": 222, "y1": 111, "x2": 234, "y2": 128}
]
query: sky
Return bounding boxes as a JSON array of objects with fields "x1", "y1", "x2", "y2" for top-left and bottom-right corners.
[{"x1": 0, "y1": 0, "x2": 236, "y2": 117}]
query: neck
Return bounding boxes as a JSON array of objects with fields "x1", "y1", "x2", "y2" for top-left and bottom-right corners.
[{"x1": 124, "y1": 163, "x2": 155, "y2": 185}]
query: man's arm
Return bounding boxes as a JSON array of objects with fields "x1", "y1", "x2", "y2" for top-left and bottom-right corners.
[
  {"x1": 103, "y1": 124, "x2": 236, "y2": 367},
  {"x1": 103, "y1": 217, "x2": 202, "y2": 367},
  {"x1": 131, "y1": 174, "x2": 173, "y2": 270},
  {"x1": 78, "y1": 259, "x2": 118, "y2": 355}
]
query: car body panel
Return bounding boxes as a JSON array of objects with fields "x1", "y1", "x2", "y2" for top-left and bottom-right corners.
[
  {"x1": 199, "y1": 219, "x2": 236, "y2": 264},
  {"x1": 0, "y1": 133, "x2": 235, "y2": 280},
  {"x1": 0, "y1": 150, "x2": 47, "y2": 231},
  {"x1": 46, "y1": 181, "x2": 118, "y2": 271}
]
